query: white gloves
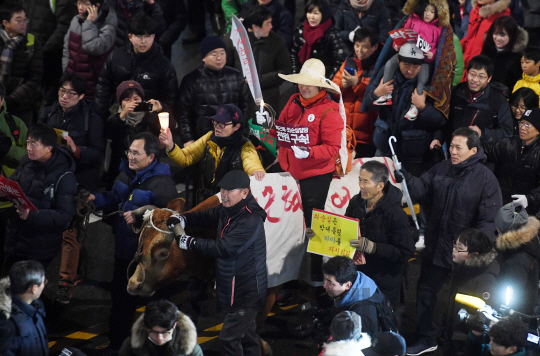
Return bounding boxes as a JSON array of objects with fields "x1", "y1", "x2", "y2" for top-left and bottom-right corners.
[
  {"x1": 177, "y1": 235, "x2": 193, "y2": 250},
  {"x1": 256, "y1": 110, "x2": 271, "y2": 125},
  {"x1": 166, "y1": 214, "x2": 186, "y2": 229},
  {"x1": 292, "y1": 146, "x2": 310, "y2": 159},
  {"x1": 349, "y1": 26, "x2": 361, "y2": 42},
  {"x1": 511, "y1": 195, "x2": 528, "y2": 209}
]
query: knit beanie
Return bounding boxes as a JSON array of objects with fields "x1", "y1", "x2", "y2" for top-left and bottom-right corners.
[{"x1": 200, "y1": 35, "x2": 226, "y2": 58}]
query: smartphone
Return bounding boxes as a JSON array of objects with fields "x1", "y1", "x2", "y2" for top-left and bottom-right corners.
[
  {"x1": 134, "y1": 101, "x2": 153, "y2": 112},
  {"x1": 528, "y1": 333, "x2": 540, "y2": 344},
  {"x1": 344, "y1": 67, "x2": 356, "y2": 75}
]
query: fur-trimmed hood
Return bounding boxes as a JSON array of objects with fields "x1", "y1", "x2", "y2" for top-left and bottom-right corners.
[
  {"x1": 512, "y1": 26, "x2": 529, "y2": 53},
  {"x1": 464, "y1": 249, "x2": 498, "y2": 268},
  {"x1": 403, "y1": 0, "x2": 450, "y2": 27},
  {"x1": 130, "y1": 310, "x2": 198, "y2": 355},
  {"x1": 496, "y1": 217, "x2": 540, "y2": 254},
  {"x1": 471, "y1": 0, "x2": 511, "y2": 18},
  {"x1": 0, "y1": 277, "x2": 11, "y2": 320},
  {"x1": 323, "y1": 333, "x2": 372, "y2": 355}
]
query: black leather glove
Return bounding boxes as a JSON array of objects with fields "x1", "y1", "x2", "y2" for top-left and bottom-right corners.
[{"x1": 394, "y1": 169, "x2": 411, "y2": 183}]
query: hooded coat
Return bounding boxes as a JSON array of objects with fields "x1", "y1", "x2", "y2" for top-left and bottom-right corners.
[
  {"x1": 4, "y1": 147, "x2": 78, "y2": 261},
  {"x1": 483, "y1": 136, "x2": 540, "y2": 215},
  {"x1": 330, "y1": 271, "x2": 385, "y2": 337},
  {"x1": 481, "y1": 27, "x2": 528, "y2": 92},
  {"x1": 322, "y1": 334, "x2": 372, "y2": 356},
  {"x1": 460, "y1": 0, "x2": 511, "y2": 77},
  {"x1": 442, "y1": 249, "x2": 499, "y2": 356},
  {"x1": 496, "y1": 217, "x2": 540, "y2": 315},
  {"x1": 406, "y1": 148, "x2": 502, "y2": 269},
  {"x1": 513, "y1": 72, "x2": 540, "y2": 99},
  {"x1": 182, "y1": 193, "x2": 268, "y2": 312},
  {"x1": 332, "y1": 46, "x2": 381, "y2": 146},
  {"x1": 345, "y1": 184, "x2": 415, "y2": 306},
  {"x1": 63, "y1": 2, "x2": 117, "y2": 99},
  {"x1": 0, "y1": 278, "x2": 48, "y2": 356},
  {"x1": 119, "y1": 311, "x2": 203, "y2": 356}
]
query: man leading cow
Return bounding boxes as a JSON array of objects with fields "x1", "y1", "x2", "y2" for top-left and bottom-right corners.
[{"x1": 167, "y1": 170, "x2": 268, "y2": 356}]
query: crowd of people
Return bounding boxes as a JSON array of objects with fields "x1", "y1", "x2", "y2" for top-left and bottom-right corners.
[{"x1": 0, "y1": 0, "x2": 539, "y2": 354}]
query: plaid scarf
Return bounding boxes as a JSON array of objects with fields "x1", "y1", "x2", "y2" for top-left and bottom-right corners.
[{"x1": 0, "y1": 29, "x2": 24, "y2": 82}]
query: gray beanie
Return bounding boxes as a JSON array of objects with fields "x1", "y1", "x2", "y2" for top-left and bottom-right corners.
[
  {"x1": 495, "y1": 203, "x2": 528, "y2": 234},
  {"x1": 330, "y1": 311, "x2": 362, "y2": 341}
]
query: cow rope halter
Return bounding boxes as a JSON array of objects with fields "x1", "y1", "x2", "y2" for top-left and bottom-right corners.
[{"x1": 127, "y1": 208, "x2": 176, "y2": 291}]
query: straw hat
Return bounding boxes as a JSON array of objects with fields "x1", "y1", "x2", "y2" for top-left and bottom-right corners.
[{"x1": 279, "y1": 58, "x2": 339, "y2": 94}]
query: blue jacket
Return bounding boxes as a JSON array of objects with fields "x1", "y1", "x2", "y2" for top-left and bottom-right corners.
[
  {"x1": 94, "y1": 159, "x2": 178, "y2": 260},
  {"x1": 0, "y1": 296, "x2": 48, "y2": 356},
  {"x1": 333, "y1": 271, "x2": 385, "y2": 337}
]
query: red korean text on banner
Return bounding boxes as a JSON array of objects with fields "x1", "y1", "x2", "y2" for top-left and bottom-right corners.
[
  {"x1": 0, "y1": 176, "x2": 37, "y2": 211},
  {"x1": 389, "y1": 28, "x2": 418, "y2": 47},
  {"x1": 275, "y1": 122, "x2": 310, "y2": 149}
]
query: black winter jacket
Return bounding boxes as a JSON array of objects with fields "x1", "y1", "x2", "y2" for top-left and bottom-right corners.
[
  {"x1": 483, "y1": 136, "x2": 540, "y2": 215},
  {"x1": 176, "y1": 65, "x2": 250, "y2": 142},
  {"x1": 95, "y1": 42, "x2": 177, "y2": 119},
  {"x1": 112, "y1": 0, "x2": 166, "y2": 48},
  {"x1": 290, "y1": 23, "x2": 346, "y2": 80},
  {"x1": 364, "y1": 65, "x2": 446, "y2": 163},
  {"x1": 241, "y1": 0, "x2": 294, "y2": 48},
  {"x1": 345, "y1": 184, "x2": 415, "y2": 306},
  {"x1": 496, "y1": 216, "x2": 540, "y2": 315},
  {"x1": 224, "y1": 30, "x2": 291, "y2": 111},
  {"x1": 482, "y1": 49, "x2": 523, "y2": 93},
  {"x1": 4, "y1": 147, "x2": 78, "y2": 261},
  {"x1": 0, "y1": 33, "x2": 43, "y2": 114},
  {"x1": 406, "y1": 149, "x2": 502, "y2": 269},
  {"x1": 22, "y1": 0, "x2": 77, "y2": 54},
  {"x1": 38, "y1": 100, "x2": 105, "y2": 191},
  {"x1": 333, "y1": 0, "x2": 392, "y2": 51},
  {"x1": 183, "y1": 193, "x2": 268, "y2": 312},
  {"x1": 443, "y1": 82, "x2": 513, "y2": 144},
  {"x1": 443, "y1": 249, "x2": 500, "y2": 356}
]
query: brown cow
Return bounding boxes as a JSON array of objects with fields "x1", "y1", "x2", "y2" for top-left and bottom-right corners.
[{"x1": 126, "y1": 196, "x2": 277, "y2": 355}]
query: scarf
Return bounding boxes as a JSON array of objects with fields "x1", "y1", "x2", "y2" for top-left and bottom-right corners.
[
  {"x1": 298, "y1": 18, "x2": 333, "y2": 64},
  {"x1": 212, "y1": 129, "x2": 247, "y2": 188},
  {"x1": 299, "y1": 89, "x2": 328, "y2": 107},
  {"x1": 118, "y1": 106, "x2": 145, "y2": 127},
  {"x1": 0, "y1": 29, "x2": 24, "y2": 82}
]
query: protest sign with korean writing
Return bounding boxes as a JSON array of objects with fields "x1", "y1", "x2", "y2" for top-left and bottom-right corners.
[
  {"x1": 416, "y1": 35, "x2": 432, "y2": 53},
  {"x1": 275, "y1": 122, "x2": 310, "y2": 148},
  {"x1": 249, "y1": 119, "x2": 277, "y2": 156},
  {"x1": 389, "y1": 28, "x2": 418, "y2": 46},
  {"x1": 0, "y1": 176, "x2": 37, "y2": 211},
  {"x1": 307, "y1": 209, "x2": 359, "y2": 258}
]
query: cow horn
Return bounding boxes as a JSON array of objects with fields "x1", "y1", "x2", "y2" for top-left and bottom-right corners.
[{"x1": 129, "y1": 205, "x2": 158, "y2": 233}]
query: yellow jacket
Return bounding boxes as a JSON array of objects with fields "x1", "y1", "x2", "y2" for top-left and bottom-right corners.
[
  {"x1": 513, "y1": 73, "x2": 540, "y2": 105},
  {"x1": 167, "y1": 131, "x2": 265, "y2": 175}
]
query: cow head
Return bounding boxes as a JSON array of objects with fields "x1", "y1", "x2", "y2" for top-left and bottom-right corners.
[{"x1": 126, "y1": 197, "x2": 219, "y2": 296}]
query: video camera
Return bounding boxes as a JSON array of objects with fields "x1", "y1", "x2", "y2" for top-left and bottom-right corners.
[
  {"x1": 456, "y1": 287, "x2": 540, "y2": 351},
  {"x1": 288, "y1": 301, "x2": 333, "y2": 344}
]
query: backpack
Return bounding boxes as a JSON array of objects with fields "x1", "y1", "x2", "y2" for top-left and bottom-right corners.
[
  {"x1": 4, "y1": 112, "x2": 20, "y2": 142},
  {"x1": 349, "y1": 295, "x2": 398, "y2": 333},
  {"x1": 320, "y1": 108, "x2": 356, "y2": 177}
]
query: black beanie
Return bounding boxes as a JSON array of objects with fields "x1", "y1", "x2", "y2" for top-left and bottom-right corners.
[{"x1": 200, "y1": 35, "x2": 226, "y2": 58}]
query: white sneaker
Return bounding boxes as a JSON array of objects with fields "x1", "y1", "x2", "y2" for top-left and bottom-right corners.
[
  {"x1": 416, "y1": 234, "x2": 425, "y2": 251},
  {"x1": 373, "y1": 93, "x2": 393, "y2": 105},
  {"x1": 405, "y1": 104, "x2": 419, "y2": 120}
]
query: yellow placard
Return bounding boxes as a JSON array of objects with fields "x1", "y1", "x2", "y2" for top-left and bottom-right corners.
[
  {"x1": 53, "y1": 128, "x2": 68, "y2": 145},
  {"x1": 307, "y1": 209, "x2": 359, "y2": 258}
]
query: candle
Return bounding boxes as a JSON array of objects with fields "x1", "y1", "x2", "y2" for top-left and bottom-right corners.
[
  {"x1": 158, "y1": 112, "x2": 169, "y2": 129},
  {"x1": 259, "y1": 99, "x2": 264, "y2": 114}
]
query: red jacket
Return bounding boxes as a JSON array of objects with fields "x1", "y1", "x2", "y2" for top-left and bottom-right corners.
[
  {"x1": 277, "y1": 93, "x2": 342, "y2": 180},
  {"x1": 460, "y1": 0, "x2": 510, "y2": 81},
  {"x1": 333, "y1": 58, "x2": 378, "y2": 145}
]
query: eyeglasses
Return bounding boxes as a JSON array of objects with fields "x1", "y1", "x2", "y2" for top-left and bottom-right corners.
[
  {"x1": 212, "y1": 120, "x2": 234, "y2": 129},
  {"x1": 58, "y1": 87, "x2": 79, "y2": 99},
  {"x1": 207, "y1": 50, "x2": 226, "y2": 58},
  {"x1": 11, "y1": 18, "x2": 29, "y2": 25},
  {"x1": 468, "y1": 72, "x2": 488, "y2": 81},
  {"x1": 132, "y1": 34, "x2": 153, "y2": 41},
  {"x1": 512, "y1": 104, "x2": 528, "y2": 112},
  {"x1": 519, "y1": 121, "x2": 532, "y2": 129},
  {"x1": 453, "y1": 244, "x2": 468, "y2": 253},
  {"x1": 125, "y1": 150, "x2": 144, "y2": 158},
  {"x1": 147, "y1": 327, "x2": 174, "y2": 337}
]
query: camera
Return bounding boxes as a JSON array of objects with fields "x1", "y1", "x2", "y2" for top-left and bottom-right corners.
[
  {"x1": 287, "y1": 301, "x2": 332, "y2": 343},
  {"x1": 134, "y1": 101, "x2": 153, "y2": 112}
]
